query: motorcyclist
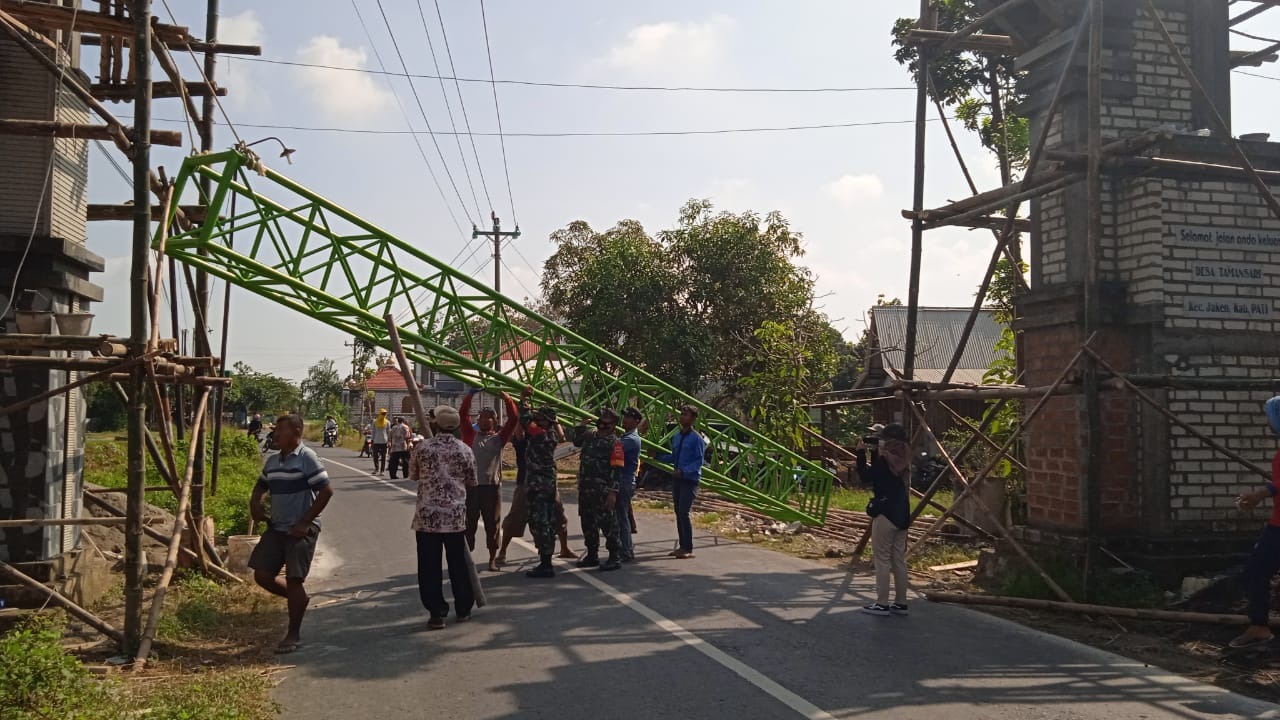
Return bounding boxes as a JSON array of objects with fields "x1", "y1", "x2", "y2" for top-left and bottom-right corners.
[
  {"x1": 247, "y1": 413, "x2": 263, "y2": 439},
  {"x1": 323, "y1": 415, "x2": 338, "y2": 447}
]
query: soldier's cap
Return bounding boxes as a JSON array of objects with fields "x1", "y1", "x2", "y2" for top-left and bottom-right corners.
[
  {"x1": 622, "y1": 407, "x2": 643, "y2": 421},
  {"x1": 533, "y1": 406, "x2": 558, "y2": 423},
  {"x1": 596, "y1": 408, "x2": 619, "y2": 424}
]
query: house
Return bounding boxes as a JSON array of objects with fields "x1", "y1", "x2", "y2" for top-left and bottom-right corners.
[{"x1": 856, "y1": 305, "x2": 1007, "y2": 433}]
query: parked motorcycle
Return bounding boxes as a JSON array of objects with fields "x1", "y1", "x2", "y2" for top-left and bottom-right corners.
[{"x1": 358, "y1": 432, "x2": 372, "y2": 458}]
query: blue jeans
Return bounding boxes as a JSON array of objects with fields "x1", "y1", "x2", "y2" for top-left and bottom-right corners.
[
  {"x1": 1245, "y1": 525, "x2": 1280, "y2": 625},
  {"x1": 673, "y1": 480, "x2": 698, "y2": 552},
  {"x1": 616, "y1": 480, "x2": 635, "y2": 559}
]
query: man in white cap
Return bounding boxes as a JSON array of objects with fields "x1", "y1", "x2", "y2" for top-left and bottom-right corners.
[{"x1": 409, "y1": 404, "x2": 477, "y2": 630}]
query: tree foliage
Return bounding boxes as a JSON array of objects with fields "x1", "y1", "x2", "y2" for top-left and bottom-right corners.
[
  {"x1": 225, "y1": 361, "x2": 300, "y2": 417},
  {"x1": 540, "y1": 200, "x2": 848, "y2": 445},
  {"x1": 891, "y1": 0, "x2": 1029, "y2": 172},
  {"x1": 301, "y1": 358, "x2": 343, "y2": 419}
]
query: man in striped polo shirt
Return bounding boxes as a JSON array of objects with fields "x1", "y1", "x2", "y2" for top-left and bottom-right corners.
[{"x1": 248, "y1": 413, "x2": 334, "y2": 654}]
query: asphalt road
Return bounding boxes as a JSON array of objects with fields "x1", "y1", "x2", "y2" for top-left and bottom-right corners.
[{"x1": 270, "y1": 443, "x2": 1280, "y2": 720}]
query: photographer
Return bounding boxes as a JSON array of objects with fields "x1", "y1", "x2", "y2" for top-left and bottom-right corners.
[
  {"x1": 856, "y1": 423, "x2": 912, "y2": 617},
  {"x1": 854, "y1": 424, "x2": 885, "y2": 487}
]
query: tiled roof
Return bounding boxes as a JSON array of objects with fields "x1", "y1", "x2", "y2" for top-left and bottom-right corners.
[{"x1": 363, "y1": 363, "x2": 414, "y2": 390}]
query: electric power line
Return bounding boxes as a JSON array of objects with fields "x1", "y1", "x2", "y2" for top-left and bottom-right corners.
[
  {"x1": 135, "y1": 115, "x2": 929, "y2": 137},
  {"x1": 373, "y1": 0, "x2": 477, "y2": 226},
  {"x1": 480, "y1": 0, "x2": 517, "y2": 225},
  {"x1": 232, "y1": 55, "x2": 916, "y2": 94},
  {"x1": 416, "y1": 0, "x2": 489, "y2": 219},
  {"x1": 432, "y1": 0, "x2": 494, "y2": 214},
  {"x1": 500, "y1": 257, "x2": 538, "y2": 300},
  {"x1": 349, "y1": 0, "x2": 467, "y2": 238}
]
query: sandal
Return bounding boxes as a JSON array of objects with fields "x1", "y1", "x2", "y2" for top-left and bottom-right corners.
[
  {"x1": 1229, "y1": 632, "x2": 1273, "y2": 649},
  {"x1": 273, "y1": 641, "x2": 303, "y2": 654}
]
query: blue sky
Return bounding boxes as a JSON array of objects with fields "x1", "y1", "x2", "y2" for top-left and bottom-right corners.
[{"x1": 83, "y1": 2, "x2": 1280, "y2": 380}]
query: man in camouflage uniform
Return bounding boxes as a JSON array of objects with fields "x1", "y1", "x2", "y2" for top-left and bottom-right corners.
[
  {"x1": 519, "y1": 385, "x2": 565, "y2": 579},
  {"x1": 572, "y1": 408, "x2": 624, "y2": 571}
]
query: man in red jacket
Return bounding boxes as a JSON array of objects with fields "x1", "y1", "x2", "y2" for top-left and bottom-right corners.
[
  {"x1": 1231, "y1": 396, "x2": 1280, "y2": 649},
  {"x1": 460, "y1": 389, "x2": 519, "y2": 571}
]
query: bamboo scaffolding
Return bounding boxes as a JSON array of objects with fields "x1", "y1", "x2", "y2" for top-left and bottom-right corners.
[
  {"x1": 0, "y1": 516, "x2": 166, "y2": 527},
  {"x1": 0, "y1": 118, "x2": 181, "y2": 145},
  {"x1": 907, "y1": 400, "x2": 1074, "y2": 603},
  {"x1": 0, "y1": 560, "x2": 124, "y2": 643},
  {"x1": 134, "y1": 387, "x2": 210, "y2": 666},
  {"x1": 908, "y1": 342, "x2": 1089, "y2": 555},
  {"x1": 81, "y1": 491, "x2": 240, "y2": 584}
]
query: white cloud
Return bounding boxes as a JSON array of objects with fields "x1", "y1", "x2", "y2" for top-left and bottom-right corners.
[
  {"x1": 218, "y1": 10, "x2": 264, "y2": 46},
  {"x1": 825, "y1": 174, "x2": 884, "y2": 206},
  {"x1": 293, "y1": 36, "x2": 393, "y2": 121},
  {"x1": 593, "y1": 16, "x2": 733, "y2": 78}
]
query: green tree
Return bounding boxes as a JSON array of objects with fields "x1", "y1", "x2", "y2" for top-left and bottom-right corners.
[
  {"x1": 737, "y1": 316, "x2": 837, "y2": 450},
  {"x1": 346, "y1": 337, "x2": 378, "y2": 386},
  {"x1": 84, "y1": 382, "x2": 126, "y2": 432},
  {"x1": 301, "y1": 358, "x2": 342, "y2": 419},
  {"x1": 891, "y1": 0, "x2": 1028, "y2": 173},
  {"x1": 224, "y1": 362, "x2": 301, "y2": 417}
]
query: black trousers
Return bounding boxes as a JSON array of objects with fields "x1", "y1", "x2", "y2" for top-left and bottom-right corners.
[
  {"x1": 388, "y1": 450, "x2": 409, "y2": 479},
  {"x1": 1246, "y1": 524, "x2": 1280, "y2": 625},
  {"x1": 415, "y1": 531, "x2": 474, "y2": 619}
]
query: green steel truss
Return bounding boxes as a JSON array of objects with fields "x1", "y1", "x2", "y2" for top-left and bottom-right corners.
[{"x1": 158, "y1": 150, "x2": 832, "y2": 524}]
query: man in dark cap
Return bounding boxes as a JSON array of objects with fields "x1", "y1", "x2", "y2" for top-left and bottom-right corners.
[
  {"x1": 518, "y1": 385, "x2": 566, "y2": 578},
  {"x1": 572, "y1": 408, "x2": 625, "y2": 571}
]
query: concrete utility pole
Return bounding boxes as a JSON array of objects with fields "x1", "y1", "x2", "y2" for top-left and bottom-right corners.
[
  {"x1": 472, "y1": 211, "x2": 520, "y2": 300},
  {"x1": 471, "y1": 213, "x2": 519, "y2": 418}
]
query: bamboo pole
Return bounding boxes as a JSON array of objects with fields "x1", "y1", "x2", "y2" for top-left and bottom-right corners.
[
  {"x1": 80, "y1": 491, "x2": 241, "y2": 583},
  {"x1": 383, "y1": 314, "x2": 431, "y2": 436},
  {"x1": 148, "y1": 184, "x2": 175, "y2": 350},
  {"x1": 1084, "y1": 348, "x2": 1272, "y2": 479},
  {"x1": 926, "y1": 591, "x2": 1275, "y2": 626},
  {"x1": 134, "y1": 387, "x2": 210, "y2": 666},
  {"x1": 1141, "y1": 0, "x2": 1280, "y2": 222},
  {"x1": 907, "y1": 400, "x2": 1074, "y2": 603},
  {"x1": 0, "y1": 561, "x2": 125, "y2": 643},
  {"x1": 909, "y1": 343, "x2": 1089, "y2": 552},
  {"x1": 0, "y1": 355, "x2": 150, "y2": 418},
  {"x1": 0, "y1": 517, "x2": 166, "y2": 527},
  {"x1": 937, "y1": 402, "x2": 1030, "y2": 473}
]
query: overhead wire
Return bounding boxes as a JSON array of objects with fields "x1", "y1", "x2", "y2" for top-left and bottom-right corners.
[
  {"x1": 349, "y1": 0, "x2": 467, "y2": 238},
  {"x1": 500, "y1": 257, "x2": 538, "y2": 300},
  {"x1": 432, "y1": 0, "x2": 494, "y2": 212},
  {"x1": 372, "y1": 0, "x2": 477, "y2": 226},
  {"x1": 479, "y1": 0, "x2": 517, "y2": 225},
  {"x1": 134, "y1": 115, "x2": 930, "y2": 137},
  {"x1": 231, "y1": 56, "x2": 916, "y2": 93},
  {"x1": 415, "y1": 0, "x2": 488, "y2": 219},
  {"x1": 159, "y1": 0, "x2": 243, "y2": 145}
]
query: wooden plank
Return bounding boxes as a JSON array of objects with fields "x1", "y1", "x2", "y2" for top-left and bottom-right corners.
[
  {"x1": 90, "y1": 81, "x2": 226, "y2": 101},
  {"x1": 902, "y1": 27, "x2": 1017, "y2": 53},
  {"x1": 0, "y1": 118, "x2": 181, "y2": 145},
  {"x1": 87, "y1": 204, "x2": 208, "y2": 222},
  {"x1": 80, "y1": 34, "x2": 262, "y2": 55},
  {"x1": 0, "y1": 0, "x2": 189, "y2": 43},
  {"x1": 928, "y1": 560, "x2": 979, "y2": 572}
]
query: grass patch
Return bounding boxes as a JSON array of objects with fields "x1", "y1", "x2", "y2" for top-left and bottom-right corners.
[
  {"x1": 908, "y1": 542, "x2": 979, "y2": 572},
  {"x1": 0, "y1": 615, "x2": 278, "y2": 720},
  {"x1": 694, "y1": 511, "x2": 723, "y2": 528},
  {"x1": 636, "y1": 499, "x2": 672, "y2": 511},
  {"x1": 829, "y1": 487, "x2": 954, "y2": 515},
  {"x1": 85, "y1": 432, "x2": 262, "y2": 539}
]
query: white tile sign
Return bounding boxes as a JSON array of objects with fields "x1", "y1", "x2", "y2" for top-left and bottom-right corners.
[{"x1": 1169, "y1": 225, "x2": 1278, "y2": 321}]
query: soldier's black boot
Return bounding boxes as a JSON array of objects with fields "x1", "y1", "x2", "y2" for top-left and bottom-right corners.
[
  {"x1": 576, "y1": 551, "x2": 600, "y2": 568},
  {"x1": 525, "y1": 554, "x2": 555, "y2": 578},
  {"x1": 599, "y1": 552, "x2": 621, "y2": 572}
]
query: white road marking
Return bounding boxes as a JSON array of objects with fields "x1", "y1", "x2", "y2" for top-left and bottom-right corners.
[{"x1": 320, "y1": 449, "x2": 836, "y2": 720}]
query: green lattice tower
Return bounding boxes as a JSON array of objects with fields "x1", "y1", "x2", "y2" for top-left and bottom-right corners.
[{"x1": 158, "y1": 149, "x2": 832, "y2": 524}]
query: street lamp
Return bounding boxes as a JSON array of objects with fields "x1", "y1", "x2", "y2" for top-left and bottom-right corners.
[{"x1": 242, "y1": 136, "x2": 296, "y2": 164}]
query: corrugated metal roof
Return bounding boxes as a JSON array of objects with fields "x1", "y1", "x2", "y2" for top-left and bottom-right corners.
[{"x1": 869, "y1": 306, "x2": 1005, "y2": 377}]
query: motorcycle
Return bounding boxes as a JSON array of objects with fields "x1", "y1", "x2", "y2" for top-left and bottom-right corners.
[
  {"x1": 358, "y1": 432, "x2": 373, "y2": 458},
  {"x1": 323, "y1": 427, "x2": 338, "y2": 448},
  {"x1": 259, "y1": 425, "x2": 279, "y2": 454}
]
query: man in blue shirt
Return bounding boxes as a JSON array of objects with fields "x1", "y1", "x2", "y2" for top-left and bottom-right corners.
[
  {"x1": 616, "y1": 407, "x2": 644, "y2": 561},
  {"x1": 248, "y1": 414, "x2": 334, "y2": 654},
  {"x1": 656, "y1": 404, "x2": 706, "y2": 559}
]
